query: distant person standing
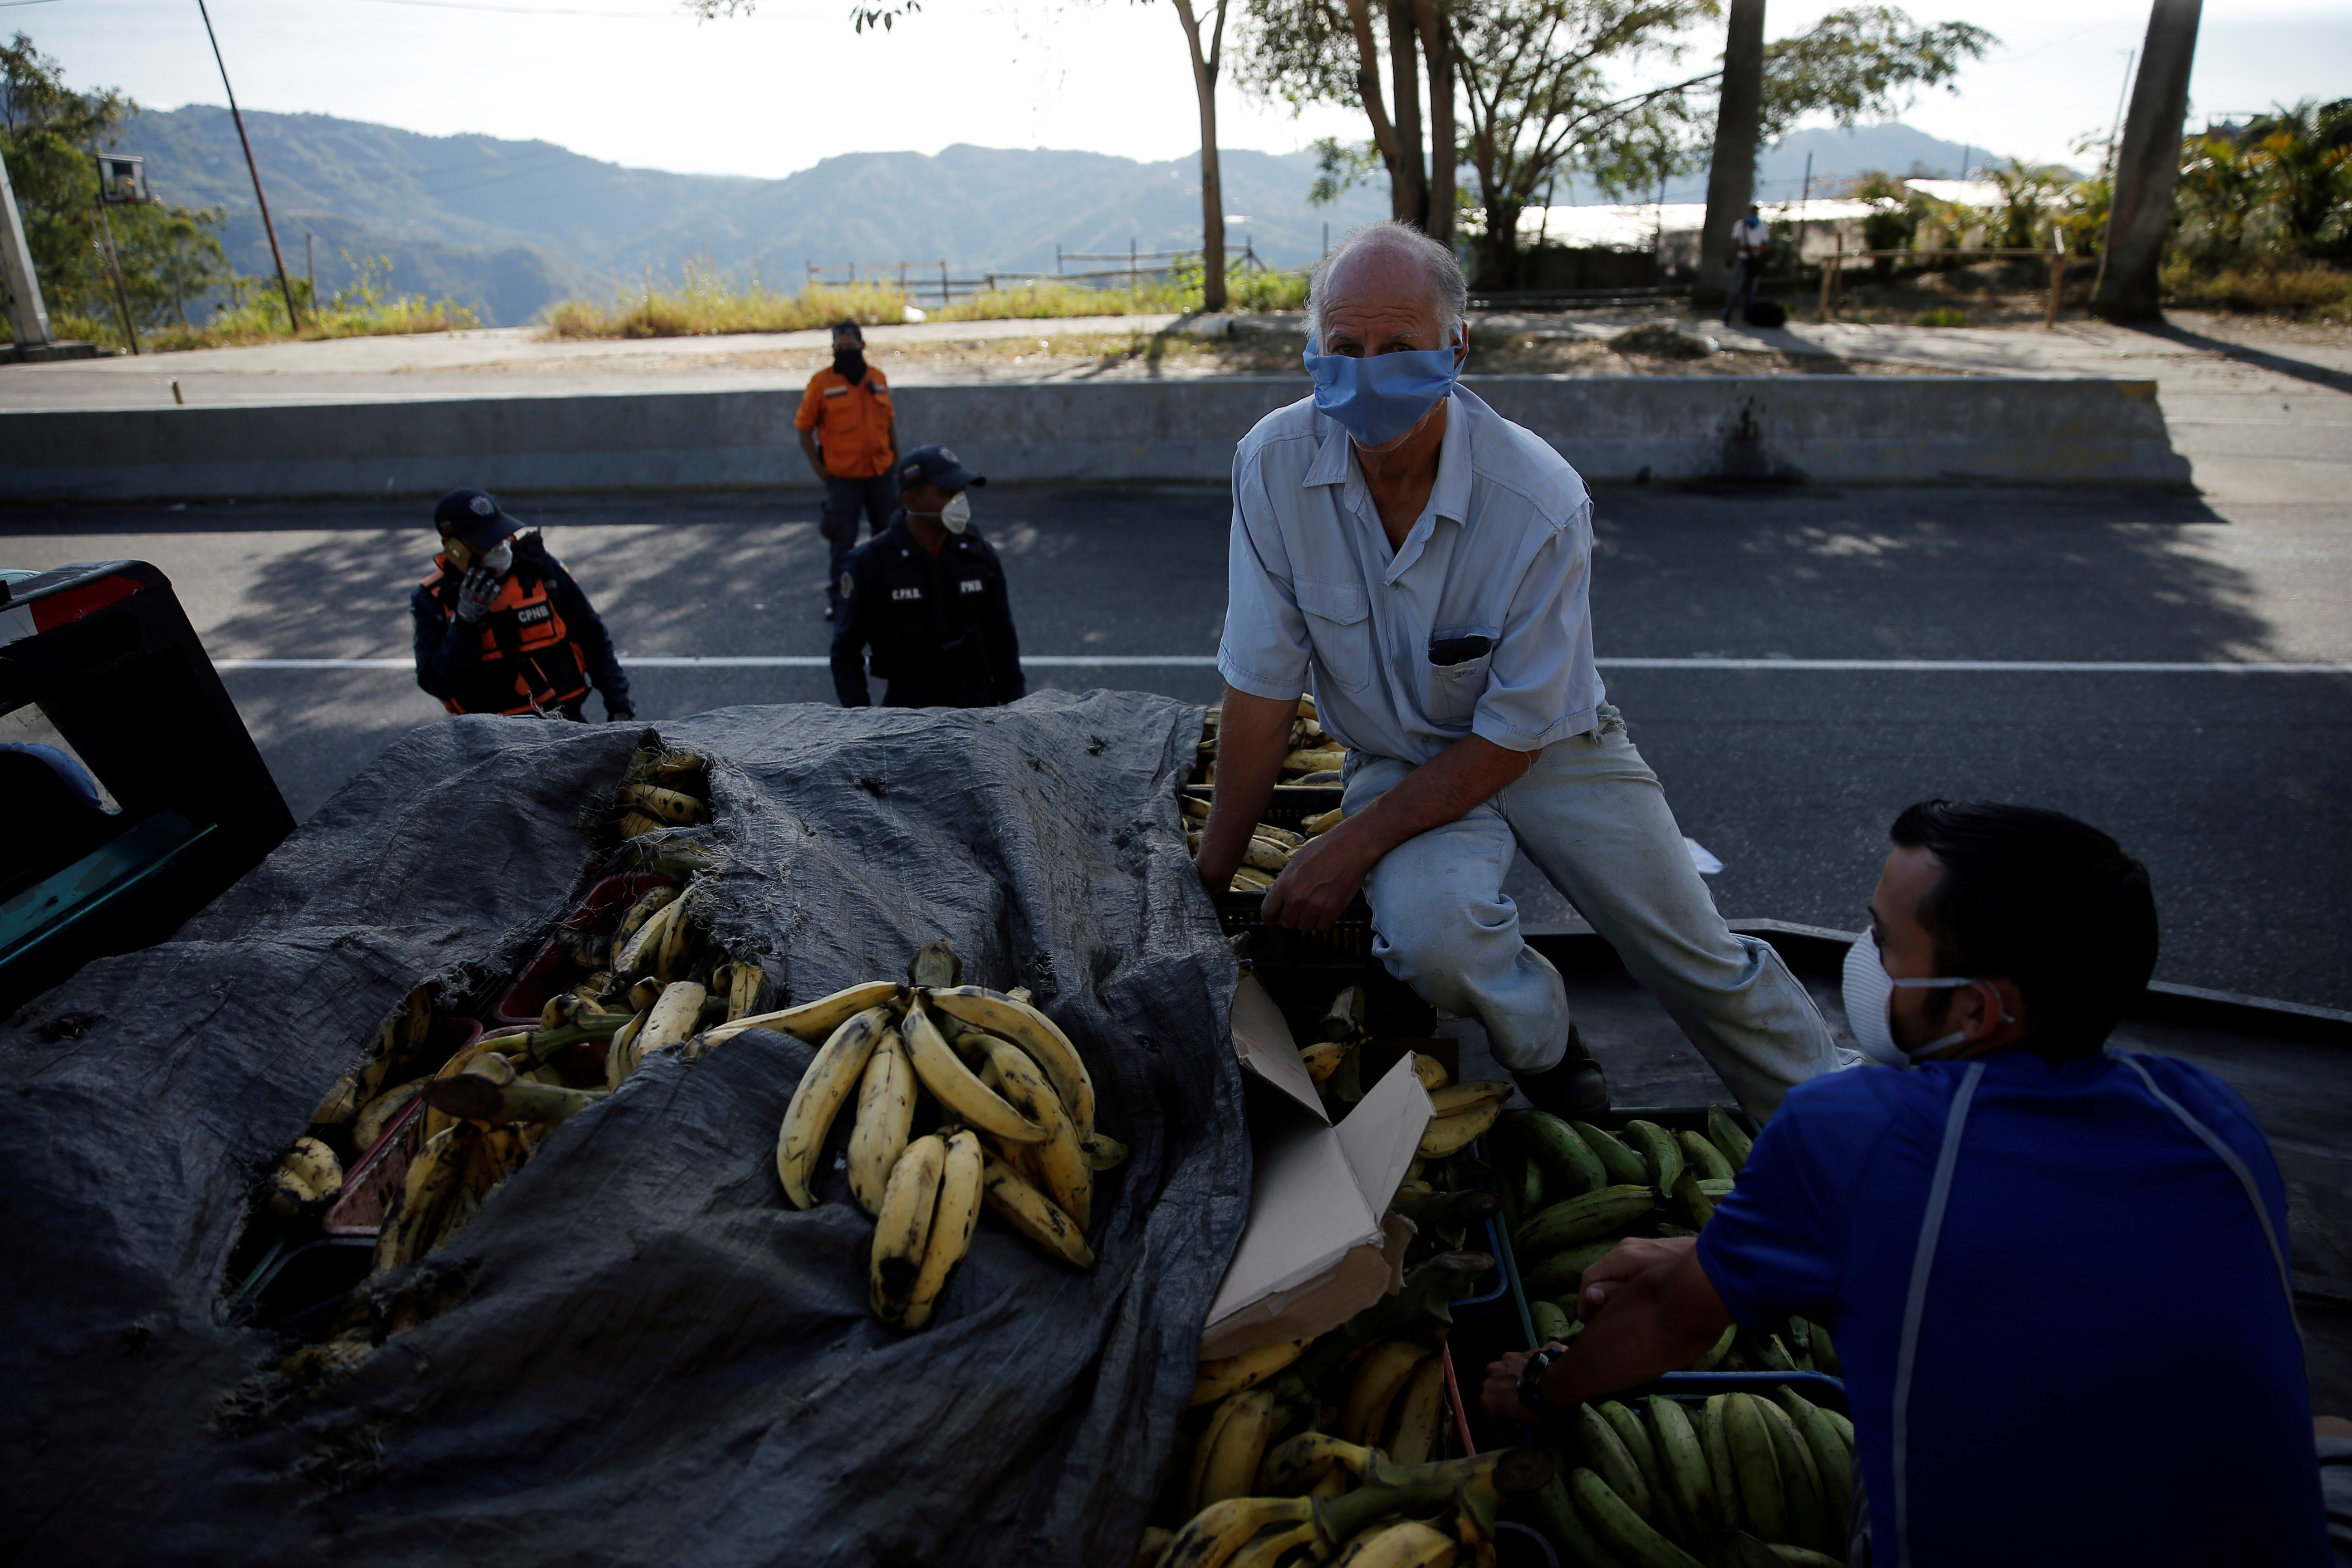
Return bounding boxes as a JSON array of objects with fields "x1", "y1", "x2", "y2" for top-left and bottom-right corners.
[
  {"x1": 797, "y1": 319, "x2": 899, "y2": 619},
  {"x1": 830, "y1": 445, "x2": 1025, "y2": 710},
  {"x1": 1725, "y1": 202, "x2": 1769, "y2": 326}
]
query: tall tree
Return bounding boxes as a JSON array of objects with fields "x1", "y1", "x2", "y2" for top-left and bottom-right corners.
[
  {"x1": 2097, "y1": 0, "x2": 2200, "y2": 319},
  {"x1": 1693, "y1": 0, "x2": 1763, "y2": 305},
  {"x1": 1, "y1": 33, "x2": 230, "y2": 344}
]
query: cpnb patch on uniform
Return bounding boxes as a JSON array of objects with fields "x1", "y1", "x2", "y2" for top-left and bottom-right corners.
[
  {"x1": 959, "y1": 578, "x2": 985, "y2": 594},
  {"x1": 839, "y1": 572, "x2": 855, "y2": 598},
  {"x1": 891, "y1": 587, "x2": 924, "y2": 602},
  {"x1": 515, "y1": 603, "x2": 552, "y2": 624}
]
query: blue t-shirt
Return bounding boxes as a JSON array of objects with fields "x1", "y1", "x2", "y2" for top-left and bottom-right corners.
[{"x1": 1695, "y1": 1049, "x2": 2324, "y2": 1568}]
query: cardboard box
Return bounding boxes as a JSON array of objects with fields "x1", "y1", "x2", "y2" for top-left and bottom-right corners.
[{"x1": 1200, "y1": 974, "x2": 1434, "y2": 1359}]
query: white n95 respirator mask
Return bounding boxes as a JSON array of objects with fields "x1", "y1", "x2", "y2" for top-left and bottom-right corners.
[
  {"x1": 1842, "y1": 930, "x2": 1989, "y2": 1066},
  {"x1": 940, "y1": 494, "x2": 972, "y2": 535}
]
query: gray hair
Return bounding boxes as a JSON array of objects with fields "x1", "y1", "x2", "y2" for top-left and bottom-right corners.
[{"x1": 1305, "y1": 221, "x2": 1469, "y2": 348}]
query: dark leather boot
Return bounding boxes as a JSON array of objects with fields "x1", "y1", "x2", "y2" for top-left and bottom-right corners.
[{"x1": 1511, "y1": 1023, "x2": 1610, "y2": 1119}]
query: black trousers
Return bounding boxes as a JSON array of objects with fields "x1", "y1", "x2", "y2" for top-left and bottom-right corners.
[{"x1": 821, "y1": 472, "x2": 899, "y2": 603}]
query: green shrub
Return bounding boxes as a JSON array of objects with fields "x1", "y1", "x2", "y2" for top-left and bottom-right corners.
[
  {"x1": 2158, "y1": 259, "x2": 2352, "y2": 319},
  {"x1": 1910, "y1": 306, "x2": 1969, "y2": 327}
]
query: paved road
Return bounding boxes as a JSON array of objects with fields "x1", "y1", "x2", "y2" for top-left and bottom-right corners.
[{"x1": 8, "y1": 471, "x2": 2347, "y2": 1012}]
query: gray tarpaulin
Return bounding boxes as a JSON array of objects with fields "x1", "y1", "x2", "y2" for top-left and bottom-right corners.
[{"x1": 0, "y1": 690, "x2": 1247, "y2": 1567}]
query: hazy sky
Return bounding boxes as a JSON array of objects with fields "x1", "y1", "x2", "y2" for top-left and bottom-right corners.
[{"x1": 17, "y1": 0, "x2": 2352, "y2": 180}]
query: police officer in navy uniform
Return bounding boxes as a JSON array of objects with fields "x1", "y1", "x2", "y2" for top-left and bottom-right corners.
[
  {"x1": 830, "y1": 446, "x2": 1025, "y2": 709},
  {"x1": 412, "y1": 488, "x2": 635, "y2": 722}
]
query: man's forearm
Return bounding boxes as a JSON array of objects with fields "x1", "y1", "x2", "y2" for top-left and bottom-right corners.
[
  {"x1": 1543, "y1": 1251, "x2": 1730, "y2": 1409},
  {"x1": 798, "y1": 429, "x2": 829, "y2": 480},
  {"x1": 1322, "y1": 734, "x2": 1534, "y2": 869},
  {"x1": 1196, "y1": 687, "x2": 1293, "y2": 889}
]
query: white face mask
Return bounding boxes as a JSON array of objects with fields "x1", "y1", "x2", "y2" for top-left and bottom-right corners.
[
  {"x1": 1841, "y1": 930, "x2": 1984, "y2": 1066},
  {"x1": 483, "y1": 539, "x2": 514, "y2": 573},
  {"x1": 940, "y1": 493, "x2": 972, "y2": 534}
]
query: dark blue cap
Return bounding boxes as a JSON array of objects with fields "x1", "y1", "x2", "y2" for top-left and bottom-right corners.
[
  {"x1": 432, "y1": 488, "x2": 515, "y2": 551},
  {"x1": 897, "y1": 444, "x2": 985, "y2": 491}
]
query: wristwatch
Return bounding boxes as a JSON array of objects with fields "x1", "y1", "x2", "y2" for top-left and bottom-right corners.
[{"x1": 1516, "y1": 1345, "x2": 1565, "y2": 1416}]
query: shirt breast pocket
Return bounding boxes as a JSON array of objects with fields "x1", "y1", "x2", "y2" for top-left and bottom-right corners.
[
  {"x1": 1426, "y1": 628, "x2": 1496, "y2": 726},
  {"x1": 1295, "y1": 576, "x2": 1374, "y2": 692}
]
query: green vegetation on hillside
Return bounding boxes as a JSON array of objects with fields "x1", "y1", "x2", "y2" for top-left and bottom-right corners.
[
  {"x1": 538, "y1": 258, "x2": 1308, "y2": 340},
  {"x1": 3, "y1": 33, "x2": 480, "y2": 351}
]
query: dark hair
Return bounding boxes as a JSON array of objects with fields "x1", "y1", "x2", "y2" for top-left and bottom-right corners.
[
  {"x1": 831, "y1": 318, "x2": 863, "y2": 336},
  {"x1": 1888, "y1": 800, "x2": 2158, "y2": 1058}
]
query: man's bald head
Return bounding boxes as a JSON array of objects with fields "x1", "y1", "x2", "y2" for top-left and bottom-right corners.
[{"x1": 1307, "y1": 222, "x2": 1468, "y2": 353}]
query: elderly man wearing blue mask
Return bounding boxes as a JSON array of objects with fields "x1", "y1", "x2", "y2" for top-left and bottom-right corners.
[{"x1": 1195, "y1": 220, "x2": 1839, "y2": 1121}]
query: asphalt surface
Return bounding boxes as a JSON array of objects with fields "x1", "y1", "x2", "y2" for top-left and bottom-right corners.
[{"x1": 7, "y1": 473, "x2": 2347, "y2": 1012}]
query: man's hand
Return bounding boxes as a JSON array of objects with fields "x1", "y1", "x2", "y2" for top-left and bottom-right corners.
[
  {"x1": 1263, "y1": 823, "x2": 1377, "y2": 932},
  {"x1": 454, "y1": 565, "x2": 503, "y2": 624},
  {"x1": 1574, "y1": 1236, "x2": 1696, "y2": 1321},
  {"x1": 1481, "y1": 1342, "x2": 1573, "y2": 1423}
]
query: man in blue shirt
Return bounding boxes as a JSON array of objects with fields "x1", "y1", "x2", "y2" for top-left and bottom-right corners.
[{"x1": 1483, "y1": 799, "x2": 2325, "y2": 1566}]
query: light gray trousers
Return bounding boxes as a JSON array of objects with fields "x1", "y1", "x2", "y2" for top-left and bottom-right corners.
[{"x1": 1343, "y1": 705, "x2": 1839, "y2": 1119}]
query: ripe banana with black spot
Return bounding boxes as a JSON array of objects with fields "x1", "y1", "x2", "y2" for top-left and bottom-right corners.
[
  {"x1": 710, "y1": 979, "x2": 901, "y2": 1045},
  {"x1": 892, "y1": 1128, "x2": 983, "y2": 1331},
  {"x1": 979, "y1": 1153, "x2": 1093, "y2": 1267},
  {"x1": 901, "y1": 995, "x2": 1048, "y2": 1145},
  {"x1": 1381, "y1": 1353, "x2": 1446, "y2": 1465},
  {"x1": 1192, "y1": 1336, "x2": 1311, "y2": 1407},
  {"x1": 925, "y1": 985, "x2": 1097, "y2": 1140},
  {"x1": 1189, "y1": 1387, "x2": 1277, "y2": 1514},
  {"x1": 775, "y1": 1003, "x2": 893, "y2": 1209},
  {"x1": 978, "y1": 1035, "x2": 1092, "y2": 1229},
  {"x1": 632, "y1": 980, "x2": 707, "y2": 1069},
  {"x1": 1341, "y1": 1338, "x2": 1429, "y2": 1445},
  {"x1": 847, "y1": 1025, "x2": 915, "y2": 1217},
  {"x1": 1417, "y1": 1099, "x2": 1503, "y2": 1158},
  {"x1": 869, "y1": 1134, "x2": 946, "y2": 1322},
  {"x1": 611, "y1": 888, "x2": 681, "y2": 974}
]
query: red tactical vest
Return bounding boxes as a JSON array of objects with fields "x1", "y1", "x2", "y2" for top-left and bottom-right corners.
[{"x1": 422, "y1": 559, "x2": 592, "y2": 715}]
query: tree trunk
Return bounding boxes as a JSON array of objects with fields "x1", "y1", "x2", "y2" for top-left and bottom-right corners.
[
  {"x1": 1695, "y1": 0, "x2": 1766, "y2": 307},
  {"x1": 2095, "y1": 0, "x2": 2201, "y2": 320},
  {"x1": 1342, "y1": 0, "x2": 1405, "y2": 191},
  {"x1": 1385, "y1": 0, "x2": 1428, "y2": 225},
  {"x1": 1413, "y1": 0, "x2": 1455, "y2": 245},
  {"x1": 1173, "y1": 0, "x2": 1228, "y2": 312},
  {"x1": 1475, "y1": 200, "x2": 1523, "y2": 291}
]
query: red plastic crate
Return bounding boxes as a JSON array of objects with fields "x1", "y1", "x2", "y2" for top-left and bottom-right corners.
[
  {"x1": 321, "y1": 1015, "x2": 484, "y2": 1238},
  {"x1": 490, "y1": 872, "x2": 671, "y2": 1027}
]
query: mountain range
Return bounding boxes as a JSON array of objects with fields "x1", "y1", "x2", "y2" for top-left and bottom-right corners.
[{"x1": 120, "y1": 106, "x2": 2003, "y2": 327}]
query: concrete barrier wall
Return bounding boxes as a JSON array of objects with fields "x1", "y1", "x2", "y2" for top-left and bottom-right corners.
[{"x1": 0, "y1": 376, "x2": 2190, "y2": 500}]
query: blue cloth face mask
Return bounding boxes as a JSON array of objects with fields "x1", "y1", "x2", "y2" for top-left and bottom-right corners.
[{"x1": 1303, "y1": 333, "x2": 1462, "y2": 447}]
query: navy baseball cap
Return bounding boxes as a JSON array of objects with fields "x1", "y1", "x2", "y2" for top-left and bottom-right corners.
[
  {"x1": 432, "y1": 488, "x2": 516, "y2": 551},
  {"x1": 898, "y1": 445, "x2": 986, "y2": 490}
]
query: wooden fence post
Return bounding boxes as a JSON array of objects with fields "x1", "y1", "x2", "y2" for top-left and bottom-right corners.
[
  {"x1": 2046, "y1": 245, "x2": 2064, "y2": 329},
  {"x1": 1820, "y1": 232, "x2": 1840, "y2": 319}
]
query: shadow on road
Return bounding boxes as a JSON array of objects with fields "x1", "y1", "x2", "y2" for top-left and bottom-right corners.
[{"x1": 2127, "y1": 319, "x2": 2352, "y2": 396}]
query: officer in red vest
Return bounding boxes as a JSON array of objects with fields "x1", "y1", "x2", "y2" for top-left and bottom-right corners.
[{"x1": 412, "y1": 489, "x2": 634, "y2": 722}]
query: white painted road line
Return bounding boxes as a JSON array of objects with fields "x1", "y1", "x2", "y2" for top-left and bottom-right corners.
[{"x1": 210, "y1": 656, "x2": 2352, "y2": 673}]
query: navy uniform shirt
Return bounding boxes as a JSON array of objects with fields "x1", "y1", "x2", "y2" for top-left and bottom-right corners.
[
  {"x1": 1695, "y1": 1048, "x2": 2324, "y2": 1567},
  {"x1": 830, "y1": 512, "x2": 1025, "y2": 708}
]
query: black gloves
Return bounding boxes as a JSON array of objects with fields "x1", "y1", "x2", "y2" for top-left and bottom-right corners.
[{"x1": 605, "y1": 700, "x2": 637, "y2": 723}]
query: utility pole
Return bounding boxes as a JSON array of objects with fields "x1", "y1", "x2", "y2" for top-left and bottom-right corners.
[
  {"x1": 2097, "y1": 0, "x2": 2200, "y2": 320},
  {"x1": 0, "y1": 148, "x2": 55, "y2": 351},
  {"x1": 1695, "y1": 0, "x2": 1766, "y2": 309},
  {"x1": 195, "y1": 0, "x2": 302, "y2": 333},
  {"x1": 90, "y1": 169, "x2": 141, "y2": 355}
]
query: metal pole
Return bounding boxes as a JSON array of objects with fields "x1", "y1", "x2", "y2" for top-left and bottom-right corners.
[
  {"x1": 0, "y1": 147, "x2": 55, "y2": 349},
  {"x1": 195, "y1": 0, "x2": 301, "y2": 332},
  {"x1": 305, "y1": 230, "x2": 314, "y2": 302},
  {"x1": 90, "y1": 176, "x2": 141, "y2": 355}
]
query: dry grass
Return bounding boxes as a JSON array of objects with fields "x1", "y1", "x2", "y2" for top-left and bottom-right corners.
[
  {"x1": 541, "y1": 272, "x2": 911, "y2": 339},
  {"x1": 2160, "y1": 260, "x2": 2352, "y2": 321}
]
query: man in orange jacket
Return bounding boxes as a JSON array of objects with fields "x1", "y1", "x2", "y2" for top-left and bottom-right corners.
[{"x1": 797, "y1": 318, "x2": 900, "y2": 619}]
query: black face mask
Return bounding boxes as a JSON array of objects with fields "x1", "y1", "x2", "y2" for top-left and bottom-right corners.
[{"x1": 833, "y1": 347, "x2": 867, "y2": 382}]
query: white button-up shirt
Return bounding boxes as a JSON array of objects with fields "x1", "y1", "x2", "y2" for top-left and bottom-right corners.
[{"x1": 1217, "y1": 387, "x2": 1605, "y2": 764}]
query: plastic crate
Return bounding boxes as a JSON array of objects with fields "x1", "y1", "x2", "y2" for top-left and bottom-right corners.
[
  {"x1": 490, "y1": 871, "x2": 671, "y2": 1027},
  {"x1": 1182, "y1": 783, "x2": 1344, "y2": 832},
  {"x1": 320, "y1": 1016, "x2": 484, "y2": 1239},
  {"x1": 1215, "y1": 890, "x2": 1375, "y2": 969}
]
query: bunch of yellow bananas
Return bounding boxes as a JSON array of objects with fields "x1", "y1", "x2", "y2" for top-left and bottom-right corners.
[
  {"x1": 1149, "y1": 1235, "x2": 1527, "y2": 1568},
  {"x1": 761, "y1": 939, "x2": 1124, "y2": 1330},
  {"x1": 1191, "y1": 696, "x2": 1346, "y2": 790},
  {"x1": 1530, "y1": 1384, "x2": 1856, "y2": 1568},
  {"x1": 613, "y1": 749, "x2": 712, "y2": 841},
  {"x1": 1181, "y1": 798, "x2": 1347, "y2": 893}
]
